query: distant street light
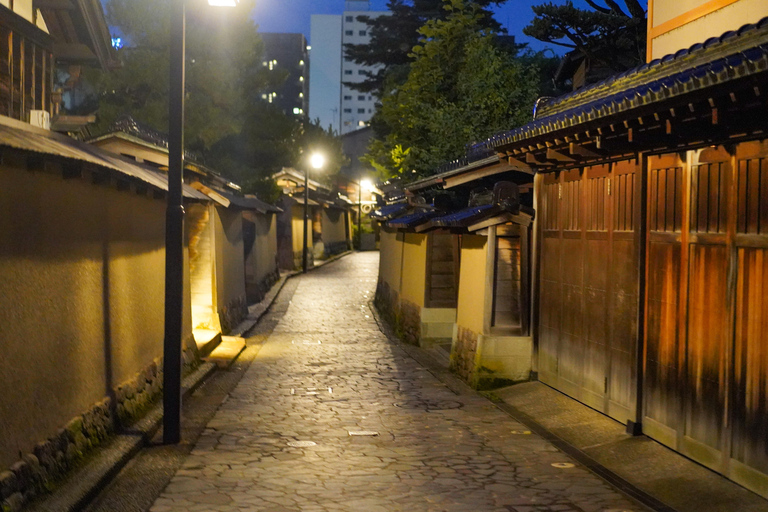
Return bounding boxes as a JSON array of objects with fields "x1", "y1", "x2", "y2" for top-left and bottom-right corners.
[
  {"x1": 164, "y1": 0, "x2": 239, "y2": 446},
  {"x1": 303, "y1": 152, "x2": 325, "y2": 273},
  {"x1": 357, "y1": 179, "x2": 372, "y2": 250}
]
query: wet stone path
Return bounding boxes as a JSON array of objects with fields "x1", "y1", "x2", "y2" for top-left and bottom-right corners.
[{"x1": 150, "y1": 252, "x2": 645, "y2": 512}]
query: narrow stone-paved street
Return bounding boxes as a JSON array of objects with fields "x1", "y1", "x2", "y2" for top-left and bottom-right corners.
[{"x1": 149, "y1": 253, "x2": 645, "y2": 512}]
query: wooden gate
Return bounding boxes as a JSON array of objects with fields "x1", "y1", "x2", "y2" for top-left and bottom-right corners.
[
  {"x1": 643, "y1": 142, "x2": 768, "y2": 493},
  {"x1": 537, "y1": 160, "x2": 641, "y2": 422}
]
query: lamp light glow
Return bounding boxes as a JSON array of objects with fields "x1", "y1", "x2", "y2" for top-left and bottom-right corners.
[
  {"x1": 310, "y1": 153, "x2": 325, "y2": 170},
  {"x1": 361, "y1": 179, "x2": 373, "y2": 192},
  {"x1": 208, "y1": 0, "x2": 239, "y2": 6}
]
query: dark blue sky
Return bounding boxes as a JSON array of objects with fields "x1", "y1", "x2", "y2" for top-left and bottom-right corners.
[{"x1": 251, "y1": 0, "x2": 606, "y2": 53}]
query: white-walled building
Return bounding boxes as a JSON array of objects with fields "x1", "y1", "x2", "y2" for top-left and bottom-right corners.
[{"x1": 309, "y1": 0, "x2": 386, "y2": 135}]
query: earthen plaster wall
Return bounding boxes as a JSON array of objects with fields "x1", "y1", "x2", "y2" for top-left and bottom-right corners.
[{"x1": 0, "y1": 162, "x2": 193, "y2": 469}]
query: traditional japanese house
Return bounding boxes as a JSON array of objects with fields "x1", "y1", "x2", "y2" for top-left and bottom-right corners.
[
  {"x1": 373, "y1": 152, "x2": 536, "y2": 386},
  {"x1": 274, "y1": 167, "x2": 352, "y2": 269},
  {"x1": 471, "y1": 8, "x2": 768, "y2": 495},
  {"x1": 90, "y1": 117, "x2": 282, "y2": 346}
]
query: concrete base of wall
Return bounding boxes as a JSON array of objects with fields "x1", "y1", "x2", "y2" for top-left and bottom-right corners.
[
  {"x1": 450, "y1": 324, "x2": 532, "y2": 389},
  {"x1": 419, "y1": 308, "x2": 456, "y2": 343},
  {"x1": 474, "y1": 334, "x2": 532, "y2": 388}
]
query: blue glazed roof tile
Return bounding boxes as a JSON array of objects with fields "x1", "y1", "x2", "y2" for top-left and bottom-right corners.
[
  {"x1": 370, "y1": 202, "x2": 409, "y2": 221},
  {"x1": 387, "y1": 209, "x2": 438, "y2": 229}
]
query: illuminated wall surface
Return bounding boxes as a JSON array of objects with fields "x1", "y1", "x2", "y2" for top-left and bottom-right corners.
[
  {"x1": 0, "y1": 162, "x2": 192, "y2": 469},
  {"x1": 455, "y1": 235, "x2": 488, "y2": 336},
  {"x1": 213, "y1": 206, "x2": 246, "y2": 314},
  {"x1": 187, "y1": 203, "x2": 218, "y2": 331},
  {"x1": 321, "y1": 209, "x2": 348, "y2": 246},
  {"x1": 400, "y1": 233, "x2": 428, "y2": 309},
  {"x1": 245, "y1": 213, "x2": 278, "y2": 286},
  {"x1": 377, "y1": 230, "x2": 403, "y2": 296},
  {"x1": 648, "y1": 0, "x2": 768, "y2": 60}
]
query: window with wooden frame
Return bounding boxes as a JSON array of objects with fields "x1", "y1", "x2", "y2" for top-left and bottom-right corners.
[{"x1": 0, "y1": 17, "x2": 52, "y2": 122}]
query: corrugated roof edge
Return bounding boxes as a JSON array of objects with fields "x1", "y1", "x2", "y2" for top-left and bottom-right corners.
[{"x1": 0, "y1": 115, "x2": 208, "y2": 200}]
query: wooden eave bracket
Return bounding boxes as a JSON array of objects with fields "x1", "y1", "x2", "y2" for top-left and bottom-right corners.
[
  {"x1": 546, "y1": 148, "x2": 576, "y2": 163},
  {"x1": 525, "y1": 153, "x2": 553, "y2": 166},
  {"x1": 569, "y1": 142, "x2": 601, "y2": 159},
  {"x1": 507, "y1": 156, "x2": 533, "y2": 174}
]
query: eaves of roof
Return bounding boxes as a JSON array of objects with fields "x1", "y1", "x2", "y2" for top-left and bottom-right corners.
[
  {"x1": 406, "y1": 155, "x2": 500, "y2": 192},
  {"x1": 476, "y1": 17, "x2": 768, "y2": 152},
  {"x1": 0, "y1": 115, "x2": 206, "y2": 200}
]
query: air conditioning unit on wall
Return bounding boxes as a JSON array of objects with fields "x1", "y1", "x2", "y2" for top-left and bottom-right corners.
[{"x1": 29, "y1": 110, "x2": 50, "y2": 130}]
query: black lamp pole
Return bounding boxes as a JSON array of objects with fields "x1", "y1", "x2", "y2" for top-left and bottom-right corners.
[
  {"x1": 357, "y1": 180, "x2": 362, "y2": 250},
  {"x1": 303, "y1": 170, "x2": 309, "y2": 273},
  {"x1": 163, "y1": 0, "x2": 185, "y2": 445}
]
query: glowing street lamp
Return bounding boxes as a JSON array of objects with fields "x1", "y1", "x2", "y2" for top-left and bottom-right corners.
[
  {"x1": 164, "y1": 0, "x2": 239, "y2": 446},
  {"x1": 358, "y1": 178, "x2": 372, "y2": 250},
  {"x1": 303, "y1": 152, "x2": 325, "y2": 273}
]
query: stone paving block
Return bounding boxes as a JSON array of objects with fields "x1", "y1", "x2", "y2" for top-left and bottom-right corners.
[{"x1": 147, "y1": 253, "x2": 647, "y2": 512}]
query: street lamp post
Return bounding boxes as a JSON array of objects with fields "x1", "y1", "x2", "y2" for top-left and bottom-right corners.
[
  {"x1": 164, "y1": 0, "x2": 238, "y2": 446},
  {"x1": 357, "y1": 179, "x2": 371, "y2": 251},
  {"x1": 303, "y1": 153, "x2": 325, "y2": 273}
]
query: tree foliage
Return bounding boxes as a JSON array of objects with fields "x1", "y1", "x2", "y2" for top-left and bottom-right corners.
[
  {"x1": 91, "y1": 0, "x2": 345, "y2": 198},
  {"x1": 365, "y1": 0, "x2": 540, "y2": 179},
  {"x1": 344, "y1": 0, "x2": 508, "y2": 94},
  {"x1": 94, "y1": 0, "x2": 266, "y2": 152},
  {"x1": 524, "y1": 0, "x2": 646, "y2": 83}
]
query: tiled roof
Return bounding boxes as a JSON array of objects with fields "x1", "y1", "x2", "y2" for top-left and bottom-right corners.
[
  {"x1": 218, "y1": 189, "x2": 282, "y2": 214},
  {"x1": 387, "y1": 209, "x2": 438, "y2": 229},
  {"x1": 370, "y1": 203, "x2": 409, "y2": 221},
  {"x1": 427, "y1": 203, "x2": 497, "y2": 229},
  {"x1": 0, "y1": 115, "x2": 207, "y2": 200},
  {"x1": 473, "y1": 17, "x2": 768, "y2": 151}
]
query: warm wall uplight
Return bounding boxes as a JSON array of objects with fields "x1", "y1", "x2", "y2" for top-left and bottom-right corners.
[{"x1": 208, "y1": 0, "x2": 238, "y2": 5}]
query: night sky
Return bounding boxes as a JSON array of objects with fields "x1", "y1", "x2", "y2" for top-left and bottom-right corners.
[{"x1": 250, "y1": 0, "x2": 625, "y2": 53}]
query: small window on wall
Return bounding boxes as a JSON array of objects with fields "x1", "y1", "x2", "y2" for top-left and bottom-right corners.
[{"x1": 492, "y1": 224, "x2": 526, "y2": 335}]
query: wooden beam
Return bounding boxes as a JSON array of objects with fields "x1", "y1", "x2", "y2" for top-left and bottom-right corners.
[
  {"x1": 525, "y1": 153, "x2": 553, "y2": 166},
  {"x1": 569, "y1": 143, "x2": 601, "y2": 159},
  {"x1": 546, "y1": 148, "x2": 576, "y2": 163},
  {"x1": 508, "y1": 156, "x2": 533, "y2": 174}
]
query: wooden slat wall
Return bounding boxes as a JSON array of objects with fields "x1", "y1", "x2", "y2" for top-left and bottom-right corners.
[
  {"x1": 492, "y1": 226, "x2": 524, "y2": 332},
  {"x1": 425, "y1": 233, "x2": 459, "y2": 308},
  {"x1": 643, "y1": 141, "x2": 768, "y2": 493},
  {"x1": 536, "y1": 161, "x2": 640, "y2": 421},
  {"x1": 731, "y1": 144, "x2": 768, "y2": 483}
]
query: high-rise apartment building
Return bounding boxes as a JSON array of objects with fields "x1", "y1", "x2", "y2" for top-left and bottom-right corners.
[
  {"x1": 260, "y1": 33, "x2": 309, "y2": 119},
  {"x1": 309, "y1": 1, "x2": 387, "y2": 134}
]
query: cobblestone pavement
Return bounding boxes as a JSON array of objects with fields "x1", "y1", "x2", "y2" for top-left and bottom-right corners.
[{"x1": 149, "y1": 252, "x2": 646, "y2": 512}]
